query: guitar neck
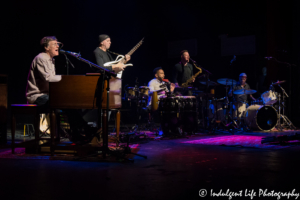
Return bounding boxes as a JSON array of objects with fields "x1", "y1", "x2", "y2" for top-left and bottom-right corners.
[
  {"x1": 126, "y1": 38, "x2": 144, "y2": 56},
  {"x1": 119, "y1": 38, "x2": 144, "y2": 64}
]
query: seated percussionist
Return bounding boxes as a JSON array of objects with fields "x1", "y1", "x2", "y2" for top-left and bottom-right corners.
[
  {"x1": 228, "y1": 73, "x2": 256, "y2": 119},
  {"x1": 147, "y1": 67, "x2": 175, "y2": 108}
]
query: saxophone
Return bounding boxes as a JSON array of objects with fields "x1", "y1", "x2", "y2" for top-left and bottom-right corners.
[{"x1": 181, "y1": 62, "x2": 202, "y2": 87}]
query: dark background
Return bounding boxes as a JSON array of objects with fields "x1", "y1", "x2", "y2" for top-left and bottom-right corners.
[{"x1": 1, "y1": 0, "x2": 300, "y2": 125}]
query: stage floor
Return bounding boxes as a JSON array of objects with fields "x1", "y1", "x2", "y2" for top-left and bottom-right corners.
[{"x1": 1, "y1": 128, "x2": 300, "y2": 200}]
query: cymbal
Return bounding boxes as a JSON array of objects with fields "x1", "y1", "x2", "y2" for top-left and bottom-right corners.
[
  {"x1": 199, "y1": 81, "x2": 218, "y2": 86},
  {"x1": 272, "y1": 80, "x2": 285, "y2": 85},
  {"x1": 217, "y1": 78, "x2": 237, "y2": 86},
  {"x1": 233, "y1": 89, "x2": 257, "y2": 95}
]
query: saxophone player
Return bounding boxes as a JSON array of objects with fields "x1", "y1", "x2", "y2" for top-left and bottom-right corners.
[{"x1": 172, "y1": 50, "x2": 195, "y2": 96}]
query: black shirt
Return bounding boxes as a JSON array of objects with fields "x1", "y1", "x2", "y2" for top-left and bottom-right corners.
[
  {"x1": 172, "y1": 62, "x2": 193, "y2": 86},
  {"x1": 93, "y1": 47, "x2": 114, "y2": 71},
  {"x1": 231, "y1": 82, "x2": 251, "y2": 103}
]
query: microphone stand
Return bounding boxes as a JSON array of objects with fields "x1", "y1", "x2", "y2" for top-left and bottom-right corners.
[
  {"x1": 190, "y1": 59, "x2": 212, "y2": 131},
  {"x1": 63, "y1": 54, "x2": 75, "y2": 75},
  {"x1": 277, "y1": 84, "x2": 296, "y2": 130}
]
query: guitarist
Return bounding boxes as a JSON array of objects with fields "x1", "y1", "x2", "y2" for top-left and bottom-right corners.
[
  {"x1": 93, "y1": 34, "x2": 130, "y2": 73},
  {"x1": 172, "y1": 50, "x2": 195, "y2": 96}
]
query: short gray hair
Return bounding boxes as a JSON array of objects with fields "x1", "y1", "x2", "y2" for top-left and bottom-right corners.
[{"x1": 40, "y1": 36, "x2": 57, "y2": 50}]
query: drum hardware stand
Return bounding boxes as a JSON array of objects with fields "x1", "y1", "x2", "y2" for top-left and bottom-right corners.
[
  {"x1": 209, "y1": 98, "x2": 225, "y2": 133},
  {"x1": 129, "y1": 78, "x2": 145, "y2": 132},
  {"x1": 197, "y1": 94, "x2": 213, "y2": 132},
  {"x1": 276, "y1": 84, "x2": 296, "y2": 130},
  {"x1": 128, "y1": 78, "x2": 158, "y2": 136}
]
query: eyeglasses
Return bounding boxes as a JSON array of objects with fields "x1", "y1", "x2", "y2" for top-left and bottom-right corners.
[{"x1": 50, "y1": 42, "x2": 64, "y2": 48}]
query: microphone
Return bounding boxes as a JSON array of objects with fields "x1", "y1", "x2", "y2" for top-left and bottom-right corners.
[
  {"x1": 264, "y1": 56, "x2": 273, "y2": 60},
  {"x1": 59, "y1": 49, "x2": 80, "y2": 56},
  {"x1": 160, "y1": 79, "x2": 171, "y2": 89},
  {"x1": 189, "y1": 58, "x2": 196, "y2": 63}
]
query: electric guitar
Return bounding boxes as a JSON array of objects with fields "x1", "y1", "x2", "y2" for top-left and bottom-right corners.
[{"x1": 104, "y1": 38, "x2": 144, "y2": 78}]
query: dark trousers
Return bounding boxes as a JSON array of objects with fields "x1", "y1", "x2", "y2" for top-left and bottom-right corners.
[{"x1": 34, "y1": 94, "x2": 49, "y2": 106}]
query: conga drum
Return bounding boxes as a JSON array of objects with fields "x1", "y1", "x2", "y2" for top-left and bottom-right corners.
[{"x1": 151, "y1": 91, "x2": 158, "y2": 112}]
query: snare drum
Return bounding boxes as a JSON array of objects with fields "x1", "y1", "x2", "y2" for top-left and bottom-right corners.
[
  {"x1": 245, "y1": 105, "x2": 278, "y2": 131},
  {"x1": 261, "y1": 90, "x2": 277, "y2": 105},
  {"x1": 139, "y1": 86, "x2": 149, "y2": 99},
  {"x1": 251, "y1": 99, "x2": 264, "y2": 105}
]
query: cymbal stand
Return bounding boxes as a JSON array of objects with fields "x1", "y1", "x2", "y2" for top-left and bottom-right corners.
[
  {"x1": 224, "y1": 83, "x2": 230, "y2": 124},
  {"x1": 223, "y1": 81, "x2": 239, "y2": 133},
  {"x1": 276, "y1": 84, "x2": 296, "y2": 130}
]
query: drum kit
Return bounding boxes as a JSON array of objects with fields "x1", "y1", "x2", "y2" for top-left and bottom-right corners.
[
  {"x1": 124, "y1": 76, "x2": 295, "y2": 135},
  {"x1": 125, "y1": 86, "x2": 150, "y2": 101},
  {"x1": 203, "y1": 78, "x2": 295, "y2": 132}
]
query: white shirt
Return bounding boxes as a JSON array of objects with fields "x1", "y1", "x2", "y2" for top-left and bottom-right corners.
[{"x1": 147, "y1": 78, "x2": 169, "y2": 107}]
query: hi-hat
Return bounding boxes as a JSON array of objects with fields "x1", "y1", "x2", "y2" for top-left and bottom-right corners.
[
  {"x1": 272, "y1": 80, "x2": 285, "y2": 85},
  {"x1": 217, "y1": 78, "x2": 237, "y2": 86},
  {"x1": 199, "y1": 80, "x2": 218, "y2": 86},
  {"x1": 233, "y1": 89, "x2": 257, "y2": 95}
]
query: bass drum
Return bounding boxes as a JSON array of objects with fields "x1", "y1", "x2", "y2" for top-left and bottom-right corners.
[{"x1": 245, "y1": 105, "x2": 278, "y2": 131}]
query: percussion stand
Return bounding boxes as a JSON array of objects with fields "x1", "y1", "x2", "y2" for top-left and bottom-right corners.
[{"x1": 224, "y1": 85, "x2": 239, "y2": 134}]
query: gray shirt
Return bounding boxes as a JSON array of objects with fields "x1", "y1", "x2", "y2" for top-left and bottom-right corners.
[
  {"x1": 26, "y1": 52, "x2": 61, "y2": 104},
  {"x1": 231, "y1": 82, "x2": 250, "y2": 103}
]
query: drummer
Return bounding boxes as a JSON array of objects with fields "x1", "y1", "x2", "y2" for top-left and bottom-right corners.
[
  {"x1": 147, "y1": 67, "x2": 175, "y2": 107},
  {"x1": 228, "y1": 73, "x2": 256, "y2": 118}
]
